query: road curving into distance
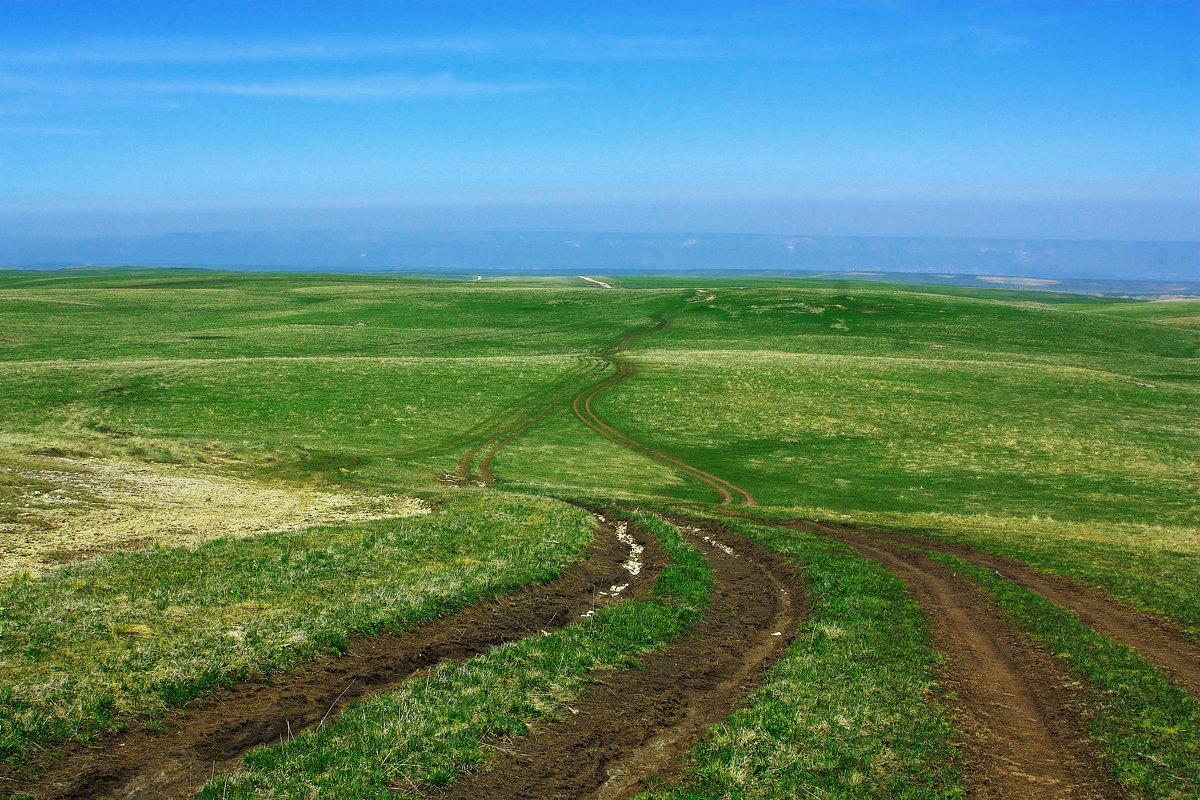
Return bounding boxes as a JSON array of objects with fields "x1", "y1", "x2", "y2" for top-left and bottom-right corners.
[
  {"x1": 448, "y1": 293, "x2": 757, "y2": 506},
  {"x1": 572, "y1": 356, "x2": 756, "y2": 505}
]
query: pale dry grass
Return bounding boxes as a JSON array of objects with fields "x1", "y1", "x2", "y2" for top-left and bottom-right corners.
[{"x1": 0, "y1": 452, "x2": 427, "y2": 578}]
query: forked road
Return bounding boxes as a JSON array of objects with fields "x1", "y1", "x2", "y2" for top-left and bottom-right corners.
[{"x1": 571, "y1": 357, "x2": 756, "y2": 505}]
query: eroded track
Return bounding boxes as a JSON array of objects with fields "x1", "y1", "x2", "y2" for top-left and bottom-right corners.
[
  {"x1": 848, "y1": 527, "x2": 1200, "y2": 699},
  {"x1": 3, "y1": 520, "x2": 664, "y2": 800},
  {"x1": 790, "y1": 523, "x2": 1117, "y2": 800},
  {"x1": 436, "y1": 517, "x2": 803, "y2": 800}
]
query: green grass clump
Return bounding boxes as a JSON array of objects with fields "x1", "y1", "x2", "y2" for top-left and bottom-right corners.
[
  {"x1": 0, "y1": 492, "x2": 592, "y2": 762},
  {"x1": 641, "y1": 514, "x2": 961, "y2": 800},
  {"x1": 199, "y1": 512, "x2": 711, "y2": 798},
  {"x1": 928, "y1": 551, "x2": 1200, "y2": 800}
]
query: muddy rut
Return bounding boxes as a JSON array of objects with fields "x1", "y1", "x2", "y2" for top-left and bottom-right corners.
[
  {"x1": 800, "y1": 524, "x2": 1117, "y2": 800},
  {"x1": 845, "y1": 527, "x2": 1200, "y2": 699},
  {"x1": 3, "y1": 519, "x2": 665, "y2": 800},
  {"x1": 435, "y1": 517, "x2": 803, "y2": 800}
]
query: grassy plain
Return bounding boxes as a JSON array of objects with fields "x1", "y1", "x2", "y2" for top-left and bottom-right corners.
[
  {"x1": 0, "y1": 492, "x2": 591, "y2": 759},
  {"x1": 1, "y1": 268, "x2": 1197, "y2": 796}
]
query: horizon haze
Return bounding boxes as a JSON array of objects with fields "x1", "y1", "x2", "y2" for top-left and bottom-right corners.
[{"x1": 1, "y1": 0, "x2": 1198, "y2": 272}]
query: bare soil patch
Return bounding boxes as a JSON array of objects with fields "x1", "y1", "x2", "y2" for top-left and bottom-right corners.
[
  {"x1": 434, "y1": 517, "x2": 804, "y2": 800},
  {"x1": 2, "y1": 517, "x2": 663, "y2": 800},
  {"x1": 1, "y1": 454, "x2": 426, "y2": 579}
]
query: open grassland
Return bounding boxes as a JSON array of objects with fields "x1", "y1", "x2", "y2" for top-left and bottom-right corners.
[
  {"x1": 1080, "y1": 298, "x2": 1200, "y2": 329},
  {"x1": 0, "y1": 492, "x2": 591, "y2": 760},
  {"x1": 1, "y1": 268, "x2": 1197, "y2": 799}
]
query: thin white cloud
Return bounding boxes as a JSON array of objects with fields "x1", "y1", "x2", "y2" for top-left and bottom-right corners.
[
  {"x1": 0, "y1": 37, "x2": 495, "y2": 65},
  {"x1": 940, "y1": 25, "x2": 1030, "y2": 54},
  {"x1": 0, "y1": 123, "x2": 106, "y2": 135},
  {"x1": 0, "y1": 34, "x2": 729, "y2": 65},
  {"x1": 0, "y1": 72, "x2": 559, "y2": 100}
]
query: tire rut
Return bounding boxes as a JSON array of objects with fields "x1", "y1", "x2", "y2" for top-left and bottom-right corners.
[
  {"x1": 445, "y1": 359, "x2": 605, "y2": 485},
  {"x1": 571, "y1": 362, "x2": 756, "y2": 506},
  {"x1": 845, "y1": 527, "x2": 1200, "y2": 699},
  {"x1": 3, "y1": 520, "x2": 665, "y2": 800},
  {"x1": 808, "y1": 526, "x2": 1118, "y2": 800},
  {"x1": 434, "y1": 517, "x2": 803, "y2": 800}
]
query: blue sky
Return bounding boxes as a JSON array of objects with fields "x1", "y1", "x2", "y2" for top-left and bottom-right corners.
[{"x1": 1, "y1": 0, "x2": 1197, "y2": 241}]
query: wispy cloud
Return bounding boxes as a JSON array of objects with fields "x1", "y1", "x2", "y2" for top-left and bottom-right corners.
[
  {"x1": 0, "y1": 37, "x2": 495, "y2": 65},
  {"x1": 0, "y1": 72, "x2": 559, "y2": 101},
  {"x1": 940, "y1": 25, "x2": 1030, "y2": 54},
  {"x1": 0, "y1": 34, "x2": 730, "y2": 65},
  {"x1": 0, "y1": 123, "x2": 106, "y2": 135}
]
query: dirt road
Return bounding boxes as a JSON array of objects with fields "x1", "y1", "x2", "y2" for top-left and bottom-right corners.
[
  {"x1": 436, "y1": 517, "x2": 803, "y2": 800},
  {"x1": 3, "y1": 519, "x2": 662, "y2": 800}
]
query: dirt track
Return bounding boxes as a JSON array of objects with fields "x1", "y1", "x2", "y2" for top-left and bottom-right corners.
[
  {"x1": 571, "y1": 360, "x2": 756, "y2": 505},
  {"x1": 847, "y1": 527, "x2": 1200, "y2": 699},
  {"x1": 797, "y1": 524, "x2": 1117, "y2": 800},
  {"x1": 446, "y1": 360, "x2": 606, "y2": 485},
  {"x1": 2, "y1": 519, "x2": 664, "y2": 800},
  {"x1": 435, "y1": 518, "x2": 803, "y2": 800}
]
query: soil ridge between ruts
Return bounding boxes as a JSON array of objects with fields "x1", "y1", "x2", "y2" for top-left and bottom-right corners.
[
  {"x1": 794, "y1": 523, "x2": 1119, "y2": 800},
  {"x1": 3, "y1": 518, "x2": 664, "y2": 800},
  {"x1": 433, "y1": 515, "x2": 804, "y2": 800}
]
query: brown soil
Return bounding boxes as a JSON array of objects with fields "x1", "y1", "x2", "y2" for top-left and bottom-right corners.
[
  {"x1": 434, "y1": 517, "x2": 803, "y2": 800},
  {"x1": 2, "y1": 517, "x2": 665, "y2": 800},
  {"x1": 571, "y1": 361, "x2": 756, "y2": 506},
  {"x1": 848, "y1": 526, "x2": 1200, "y2": 699},
  {"x1": 806, "y1": 525, "x2": 1118, "y2": 800}
]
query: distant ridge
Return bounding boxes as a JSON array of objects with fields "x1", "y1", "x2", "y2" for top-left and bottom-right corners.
[{"x1": 2, "y1": 231, "x2": 1196, "y2": 282}]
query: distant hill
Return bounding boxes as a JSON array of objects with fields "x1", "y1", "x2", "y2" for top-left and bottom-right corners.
[{"x1": 2, "y1": 230, "x2": 1196, "y2": 284}]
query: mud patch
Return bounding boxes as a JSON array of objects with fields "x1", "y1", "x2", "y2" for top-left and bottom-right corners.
[
  {"x1": 435, "y1": 517, "x2": 804, "y2": 800},
  {"x1": 2, "y1": 518, "x2": 664, "y2": 800},
  {"x1": 0, "y1": 454, "x2": 427, "y2": 579}
]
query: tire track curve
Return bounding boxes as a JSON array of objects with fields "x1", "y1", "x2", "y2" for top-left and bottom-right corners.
[
  {"x1": 570, "y1": 356, "x2": 756, "y2": 505},
  {"x1": 444, "y1": 358, "x2": 606, "y2": 485},
  {"x1": 784, "y1": 522, "x2": 1118, "y2": 800},
  {"x1": 435, "y1": 516, "x2": 802, "y2": 800},
  {"x1": 2, "y1": 520, "x2": 664, "y2": 800},
  {"x1": 843, "y1": 526, "x2": 1200, "y2": 699},
  {"x1": 445, "y1": 308, "x2": 684, "y2": 486}
]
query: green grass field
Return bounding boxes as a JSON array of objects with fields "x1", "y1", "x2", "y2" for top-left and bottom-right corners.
[{"x1": 1, "y1": 268, "x2": 1196, "y2": 799}]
